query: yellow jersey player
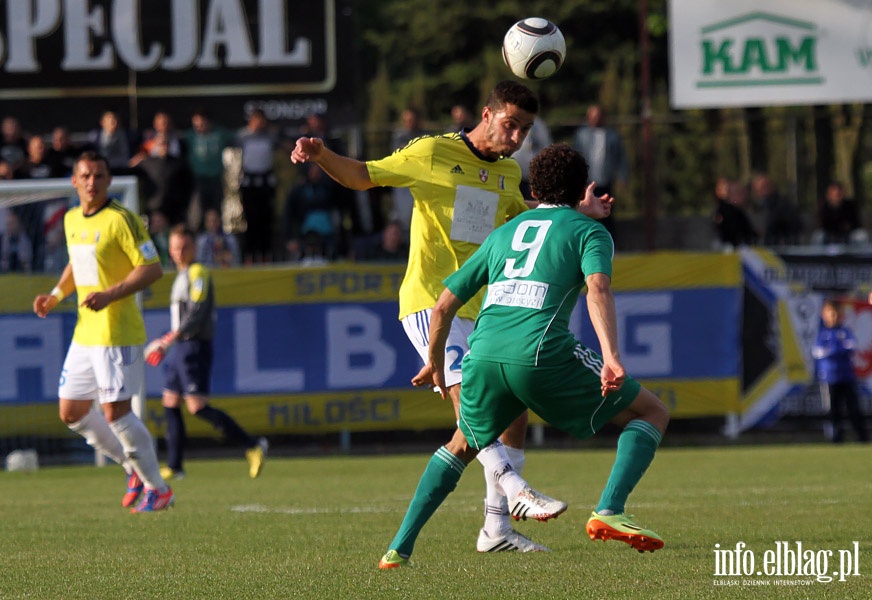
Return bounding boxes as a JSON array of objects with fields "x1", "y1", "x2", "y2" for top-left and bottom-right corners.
[
  {"x1": 292, "y1": 81, "x2": 611, "y2": 552},
  {"x1": 33, "y1": 151, "x2": 173, "y2": 513}
]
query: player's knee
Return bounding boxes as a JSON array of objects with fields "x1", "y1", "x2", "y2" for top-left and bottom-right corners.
[
  {"x1": 640, "y1": 388, "x2": 670, "y2": 434},
  {"x1": 59, "y1": 406, "x2": 80, "y2": 425},
  {"x1": 446, "y1": 428, "x2": 477, "y2": 464},
  {"x1": 59, "y1": 400, "x2": 91, "y2": 425},
  {"x1": 624, "y1": 387, "x2": 669, "y2": 435}
]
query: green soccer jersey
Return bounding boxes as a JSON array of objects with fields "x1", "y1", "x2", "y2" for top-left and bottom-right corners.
[{"x1": 444, "y1": 205, "x2": 613, "y2": 366}]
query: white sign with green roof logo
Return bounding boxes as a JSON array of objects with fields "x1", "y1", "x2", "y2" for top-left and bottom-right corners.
[{"x1": 669, "y1": 0, "x2": 872, "y2": 107}]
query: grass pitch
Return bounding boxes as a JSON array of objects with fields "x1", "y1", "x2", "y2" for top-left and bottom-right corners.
[{"x1": 1, "y1": 443, "x2": 869, "y2": 599}]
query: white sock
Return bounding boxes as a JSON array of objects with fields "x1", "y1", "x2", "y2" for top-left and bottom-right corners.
[
  {"x1": 68, "y1": 410, "x2": 129, "y2": 469},
  {"x1": 108, "y1": 412, "x2": 168, "y2": 493},
  {"x1": 504, "y1": 445, "x2": 525, "y2": 476},
  {"x1": 501, "y1": 444, "x2": 526, "y2": 516},
  {"x1": 477, "y1": 440, "x2": 527, "y2": 534}
]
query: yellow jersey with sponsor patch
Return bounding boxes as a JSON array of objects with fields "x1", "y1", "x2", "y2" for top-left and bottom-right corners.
[
  {"x1": 64, "y1": 200, "x2": 160, "y2": 346},
  {"x1": 366, "y1": 132, "x2": 527, "y2": 320}
]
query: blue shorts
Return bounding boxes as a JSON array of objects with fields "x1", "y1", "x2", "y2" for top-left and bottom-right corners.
[{"x1": 164, "y1": 340, "x2": 213, "y2": 396}]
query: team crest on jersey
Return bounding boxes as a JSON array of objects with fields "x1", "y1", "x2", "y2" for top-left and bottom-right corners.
[
  {"x1": 80, "y1": 231, "x2": 88, "y2": 240},
  {"x1": 140, "y1": 240, "x2": 158, "y2": 261},
  {"x1": 479, "y1": 169, "x2": 489, "y2": 183}
]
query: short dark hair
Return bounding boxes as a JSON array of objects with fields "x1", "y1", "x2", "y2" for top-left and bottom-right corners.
[
  {"x1": 529, "y1": 143, "x2": 588, "y2": 207},
  {"x1": 486, "y1": 80, "x2": 539, "y2": 115},
  {"x1": 73, "y1": 151, "x2": 110, "y2": 172}
]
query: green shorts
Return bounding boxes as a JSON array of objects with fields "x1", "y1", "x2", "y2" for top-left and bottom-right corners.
[{"x1": 457, "y1": 349, "x2": 641, "y2": 450}]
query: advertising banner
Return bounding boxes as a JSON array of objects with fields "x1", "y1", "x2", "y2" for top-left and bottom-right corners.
[
  {"x1": 0, "y1": 0, "x2": 356, "y2": 129},
  {"x1": 669, "y1": 0, "x2": 872, "y2": 108},
  {"x1": 0, "y1": 255, "x2": 743, "y2": 438}
]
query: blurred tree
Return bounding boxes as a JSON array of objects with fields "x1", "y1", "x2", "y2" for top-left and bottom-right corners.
[{"x1": 352, "y1": 0, "x2": 868, "y2": 232}]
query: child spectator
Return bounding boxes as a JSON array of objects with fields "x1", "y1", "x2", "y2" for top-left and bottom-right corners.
[{"x1": 812, "y1": 299, "x2": 869, "y2": 443}]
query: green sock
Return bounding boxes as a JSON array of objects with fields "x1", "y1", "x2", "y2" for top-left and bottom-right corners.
[
  {"x1": 596, "y1": 419, "x2": 662, "y2": 514},
  {"x1": 389, "y1": 446, "x2": 466, "y2": 557}
]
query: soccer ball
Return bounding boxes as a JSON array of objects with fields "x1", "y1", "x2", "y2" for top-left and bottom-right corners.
[{"x1": 502, "y1": 18, "x2": 566, "y2": 80}]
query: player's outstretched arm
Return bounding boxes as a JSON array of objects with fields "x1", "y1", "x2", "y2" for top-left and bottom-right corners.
[
  {"x1": 411, "y1": 288, "x2": 464, "y2": 400},
  {"x1": 290, "y1": 136, "x2": 375, "y2": 191},
  {"x1": 81, "y1": 262, "x2": 163, "y2": 312},
  {"x1": 34, "y1": 264, "x2": 76, "y2": 318},
  {"x1": 577, "y1": 182, "x2": 613, "y2": 220}
]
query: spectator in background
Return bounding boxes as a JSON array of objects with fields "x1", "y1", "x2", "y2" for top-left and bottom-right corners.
[
  {"x1": 751, "y1": 173, "x2": 802, "y2": 246},
  {"x1": 283, "y1": 163, "x2": 340, "y2": 262},
  {"x1": 146, "y1": 209, "x2": 171, "y2": 268},
  {"x1": 712, "y1": 179, "x2": 758, "y2": 251},
  {"x1": 358, "y1": 220, "x2": 409, "y2": 263},
  {"x1": 297, "y1": 110, "x2": 368, "y2": 255},
  {"x1": 1, "y1": 116, "x2": 28, "y2": 171},
  {"x1": 130, "y1": 111, "x2": 186, "y2": 167},
  {"x1": 89, "y1": 110, "x2": 132, "y2": 173},
  {"x1": 133, "y1": 134, "x2": 193, "y2": 226},
  {"x1": 196, "y1": 208, "x2": 240, "y2": 268},
  {"x1": 186, "y1": 108, "x2": 234, "y2": 229},
  {"x1": 15, "y1": 135, "x2": 64, "y2": 180},
  {"x1": 572, "y1": 105, "x2": 628, "y2": 240},
  {"x1": 12, "y1": 134, "x2": 63, "y2": 270},
  {"x1": 45, "y1": 127, "x2": 81, "y2": 176},
  {"x1": 450, "y1": 104, "x2": 475, "y2": 131},
  {"x1": 815, "y1": 181, "x2": 866, "y2": 245},
  {"x1": 0, "y1": 159, "x2": 13, "y2": 180},
  {"x1": 812, "y1": 299, "x2": 869, "y2": 443},
  {"x1": 511, "y1": 116, "x2": 552, "y2": 200},
  {"x1": 0, "y1": 210, "x2": 33, "y2": 272},
  {"x1": 389, "y1": 107, "x2": 425, "y2": 234},
  {"x1": 237, "y1": 108, "x2": 279, "y2": 263},
  {"x1": 42, "y1": 198, "x2": 68, "y2": 273}
]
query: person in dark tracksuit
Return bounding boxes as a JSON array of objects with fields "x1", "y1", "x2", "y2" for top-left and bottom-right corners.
[{"x1": 812, "y1": 299, "x2": 869, "y2": 443}]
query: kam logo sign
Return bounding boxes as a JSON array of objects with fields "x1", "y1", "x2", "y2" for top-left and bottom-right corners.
[
  {"x1": 668, "y1": 0, "x2": 872, "y2": 108},
  {"x1": 697, "y1": 12, "x2": 822, "y2": 89}
]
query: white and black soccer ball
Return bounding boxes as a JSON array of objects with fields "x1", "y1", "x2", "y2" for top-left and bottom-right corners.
[{"x1": 502, "y1": 18, "x2": 566, "y2": 80}]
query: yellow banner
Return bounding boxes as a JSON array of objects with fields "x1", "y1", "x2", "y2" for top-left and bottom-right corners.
[
  {"x1": 0, "y1": 375, "x2": 737, "y2": 439},
  {"x1": 0, "y1": 253, "x2": 740, "y2": 313}
]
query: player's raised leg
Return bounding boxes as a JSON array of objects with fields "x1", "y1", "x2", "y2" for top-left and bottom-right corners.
[{"x1": 587, "y1": 386, "x2": 668, "y2": 552}]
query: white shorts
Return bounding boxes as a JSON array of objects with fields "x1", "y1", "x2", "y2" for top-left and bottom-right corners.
[
  {"x1": 401, "y1": 309, "x2": 474, "y2": 389},
  {"x1": 58, "y1": 342, "x2": 144, "y2": 404}
]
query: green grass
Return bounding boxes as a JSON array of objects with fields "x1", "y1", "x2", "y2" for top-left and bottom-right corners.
[{"x1": 1, "y1": 444, "x2": 870, "y2": 599}]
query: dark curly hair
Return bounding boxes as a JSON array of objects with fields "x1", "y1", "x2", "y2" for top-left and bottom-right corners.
[
  {"x1": 486, "y1": 80, "x2": 539, "y2": 115},
  {"x1": 529, "y1": 143, "x2": 588, "y2": 207}
]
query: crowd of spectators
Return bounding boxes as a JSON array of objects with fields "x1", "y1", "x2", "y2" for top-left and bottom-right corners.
[
  {"x1": 711, "y1": 172, "x2": 868, "y2": 252},
  {"x1": 2, "y1": 106, "x2": 870, "y2": 276},
  {"x1": 0, "y1": 108, "x2": 410, "y2": 275}
]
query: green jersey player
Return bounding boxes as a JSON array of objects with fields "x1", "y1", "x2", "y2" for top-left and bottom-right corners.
[{"x1": 379, "y1": 143, "x2": 669, "y2": 568}]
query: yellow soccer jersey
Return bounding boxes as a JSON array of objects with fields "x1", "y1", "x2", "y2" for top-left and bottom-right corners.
[
  {"x1": 367, "y1": 133, "x2": 527, "y2": 320},
  {"x1": 64, "y1": 200, "x2": 160, "y2": 346}
]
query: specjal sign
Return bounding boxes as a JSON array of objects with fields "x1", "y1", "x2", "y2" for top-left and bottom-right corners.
[
  {"x1": 0, "y1": 0, "x2": 355, "y2": 129},
  {"x1": 669, "y1": 0, "x2": 872, "y2": 108}
]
